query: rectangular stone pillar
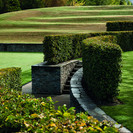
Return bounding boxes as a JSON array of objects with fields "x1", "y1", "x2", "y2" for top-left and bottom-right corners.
[{"x1": 32, "y1": 60, "x2": 79, "y2": 95}]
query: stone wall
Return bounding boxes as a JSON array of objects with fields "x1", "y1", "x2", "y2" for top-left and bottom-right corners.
[
  {"x1": 32, "y1": 60, "x2": 79, "y2": 95},
  {"x1": 0, "y1": 43, "x2": 43, "y2": 52}
]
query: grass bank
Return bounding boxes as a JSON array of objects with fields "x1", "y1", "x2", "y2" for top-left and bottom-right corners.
[
  {"x1": 0, "y1": 5, "x2": 133, "y2": 43},
  {"x1": 0, "y1": 52, "x2": 43, "y2": 85}
]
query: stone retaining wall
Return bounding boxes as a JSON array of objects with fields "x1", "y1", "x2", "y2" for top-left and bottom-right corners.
[
  {"x1": 70, "y1": 68, "x2": 131, "y2": 133},
  {"x1": 0, "y1": 43, "x2": 43, "y2": 52},
  {"x1": 32, "y1": 60, "x2": 79, "y2": 95}
]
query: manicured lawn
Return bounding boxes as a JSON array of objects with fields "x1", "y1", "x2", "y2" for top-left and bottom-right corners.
[
  {"x1": 0, "y1": 52, "x2": 43, "y2": 85},
  {"x1": 100, "y1": 51, "x2": 133, "y2": 132},
  {"x1": 0, "y1": 5, "x2": 133, "y2": 43}
]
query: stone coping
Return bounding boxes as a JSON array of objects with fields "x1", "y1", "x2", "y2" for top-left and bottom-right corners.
[
  {"x1": 70, "y1": 68, "x2": 131, "y2": 133},
  {"x1": 32, "y1": 60, "x2": 79, "y2": 67}
]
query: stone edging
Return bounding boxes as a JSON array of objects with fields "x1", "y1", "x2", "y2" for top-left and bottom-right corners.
[
  {"x1": 0, "y1": 43, "x2": 43, "y2": 52},
  {"x1": 70, "y1": 68, "x2": 131, "y2": 133}
]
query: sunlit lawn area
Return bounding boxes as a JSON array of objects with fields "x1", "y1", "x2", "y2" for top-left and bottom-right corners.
[
  {"x1": 0, "y1": 52, "x2": 43, "y2": 85},
  {"x1": 0, "y1": 5, "x2": 133, "y2": 43},
  {"x1": 100, "y1": 51, "x2": 133, "y2": 132}
]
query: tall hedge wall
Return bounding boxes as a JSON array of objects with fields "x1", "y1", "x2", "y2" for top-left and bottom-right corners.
[
  {"x1": 106, "y1": 21, "x2": 133, "y2": 31},
  {"x1": 82, "y1": 35, "x2": 122, "y2": 103},
  {"x1": 43, "y1": 31, "x2": 133, "y2": 64},
  {"x1": 43, "y1": 34, "x2": 91, "y2": 64},
  {"x1": 0, "y1": 67, "x2": 21, "y2": 90}
]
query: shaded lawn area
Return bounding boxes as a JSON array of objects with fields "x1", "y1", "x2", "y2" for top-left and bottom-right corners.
[
  {"x1": 100, "y1": 51, "x2": 133, "y2": 132},
  {"x1": 0, "y1": 52, "x2": 43, "y2": 85}
]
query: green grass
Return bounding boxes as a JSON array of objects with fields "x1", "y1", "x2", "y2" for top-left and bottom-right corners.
[
  {"x1": 0, "y1": 5, "x2": 133, "y2": 43},
  {"x1": 0, "y1": 52, "x2": 43, "y2": 85},
  {"x1": 100, "y1": 51, "x2": 133, "y2": 132}
]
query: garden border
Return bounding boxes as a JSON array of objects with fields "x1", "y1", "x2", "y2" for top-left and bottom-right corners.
[{"x1": 70, "y1": 68, "x2": 131, "y2": 133}]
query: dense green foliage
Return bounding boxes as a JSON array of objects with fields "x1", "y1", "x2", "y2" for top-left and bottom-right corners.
[
  {"x1": 0, "y1": 0, "x2": 3, "y2": 12},
  {"x1": 43, "y1": 31, "x2": 133, "y2": 64},
  {"x1": 0, "y1": 67, "x2": 21, "y2": 90},
  {"x1": 0, "y1": 87, "x2": 119, "y2": 132},
  {"x1": 82, "y1": 36, "x2": 122, "y2": 103},
  {"x1": 2, "y1": 0, "x2": 21, "y2": 13},
  {"x1": 117, "y1": 32, "x2": 133, "y2": 51},
  {"x1": 43, "y1": 34, "x2": 90, "y2": 64},
  {"x1": 20, "y1": 0, "x2": 45, "y2": 10},
  {"x1": 43, "y1": 32, "x2": 114, "y2": 64},
  {"x1": 84, "y1": 0, "x2": 132, "y2": 5},
  {"x1": 107, "y1": 21, "x2": 133, "y2": 31}
]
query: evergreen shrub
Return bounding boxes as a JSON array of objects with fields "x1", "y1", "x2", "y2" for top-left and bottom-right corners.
[
  {"x1": 82, "y1": 35, "x2": 122, "y2": 103},
  {"x1": 106, "y1": 21, "x2": 133, "y2": 31},
  {"x1": 0, "y1": 67, "x2": 21, "y2": 90},
  {"x1": 116, "y1": 31, "x2": 133, "y2": 51},
  {"x1": 0, "y1": 87, "x2": 119, "y2": 132},
  {"x1": 43, "y1": 31, "x2": 133, "y2": 65},
  {"x1": 43, "y1": 34, "x2": 90, "y2": 64}
]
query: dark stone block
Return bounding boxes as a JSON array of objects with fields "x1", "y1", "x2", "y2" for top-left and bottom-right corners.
[{"x1": 32, "y1": 60, "x2": 79, "y2": 95}]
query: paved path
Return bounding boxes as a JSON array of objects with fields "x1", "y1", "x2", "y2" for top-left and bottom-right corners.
[{"x1": 22, "y1": 82, "x2": 70, "y2": 109}]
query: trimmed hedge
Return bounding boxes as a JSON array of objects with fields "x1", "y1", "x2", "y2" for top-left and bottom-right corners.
[
  {"x1": 106, "y1": 21, "x2": 133, "y2": 31},
  {"x1": 43, "y1": 34, "x2": 90, "y2": 64},
  {"x1": 43, "y1": 32, "x2": 116, "y2": 64},
  {"x1": 0, "y1": 67, "x2": 21, "y2": 90},
  {"x1": 82, "y1": 35, "x2": 122, "y2": 103},
  {"x1": 117, "y1": 31, "x2": 133, "y2": 51},
  {"x1": 0, "y1": 87, "x2": 119, "y2": 132},
  {"x1": 43, "y1": 31, "x2": 133, "y2": 64}
]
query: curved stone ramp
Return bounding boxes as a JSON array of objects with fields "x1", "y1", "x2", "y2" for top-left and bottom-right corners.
[{"x1": 70, "y1": 68, "x2": 131, "y2": 133}]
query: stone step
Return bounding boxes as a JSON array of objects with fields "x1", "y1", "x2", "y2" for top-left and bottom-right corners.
[
  {"x1": 65, "y1": 80, "x2": 70, "y2": 85},
  {"x1": 64, "y1": 85, "x2": 70, "y2": 89},
  {"x1": 73, "y1": 67, "x2": 80, "y2": 72},
  {"x1": 63, "y1": 61, "x2": 82, "y2": 94},
  {"x1": 70, "y1": 72, "x2": 75, "y2": 76},
  {"x1": 76, "y1": 64, "x2": 82, "y2": 68},
  {"x1": 67, "y1": 76, "x2": 72, "y2": 80},
  {"x1": 62, "y1": 89, "x2": 70, "y2": 94}
]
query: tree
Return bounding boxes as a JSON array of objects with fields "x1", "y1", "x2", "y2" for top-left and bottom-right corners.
[
  {"x1": 20, "y1": 0, "x2": 45, "y2": 9},
  {"x1": 120, "y1": 0, "x2": 132, "y2": 5},
  {"x1": 0, "y1": 0, "x2": 3, "y2": 13},
  {"x1": 2, "y1": 0, "x2": 21, "y2": 13},
  {"x1": 44, "y1": 0, "x2": 67, "y2": 7},
  {"x1": 84, "y1": 0, "x2": 122, "y2": 5}
]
